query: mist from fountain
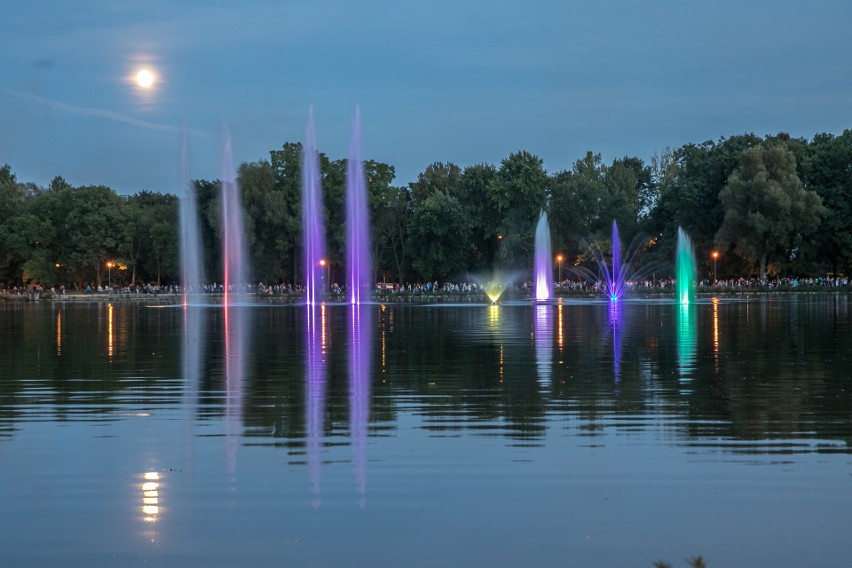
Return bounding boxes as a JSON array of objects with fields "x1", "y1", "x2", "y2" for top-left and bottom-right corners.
[
  {"x1": 676, "y1": 227, "x2": 697, "y2": 305},
  {"x1": 303, "y1": 108, "x2": 326, "y2": 306},
  {"x1": 346, "y1": 108, "x2": 371, "y2": 305},
  {"x1": 534, "y1": 211, "x2": 553, "y2": 301},
  {"x1": 474, "y1": 269, "x2": 523, "y2": 304}
]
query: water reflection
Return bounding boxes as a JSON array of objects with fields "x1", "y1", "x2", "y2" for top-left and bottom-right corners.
[
  {"x1": 349, "y1": 304, "x2": 373, "y2": 506},
  {"x1": 712, "y1": 297, "x2": 720, "y2": 373},
  {"x1": 557, "y1": 300, "x2": 564, "y2": 352},
  {"x1": 224, "y1": 304, "x2": 248, "y2": 478},
  {"x1": 55, "y1": 308, "x2": 62, "y2": 357},
  {"x1": 305, "y1": 303, "x2": 328, "y2": 507},
  {"x1": 107, "y1": 303, "x2": 114, "y2": 360},
  {"x1": 141, "y1": 471, "x2": 161, "y2": 522},
  {"x1": 139, "y1": 470, "x2": 163, "y2": 546},
  {"x1": 608, "y1": 301, "x2": 623, "y2": 383},
  {"x1": 182, "y1": 305, "x2": 206, "y2": 471},
  {"x1": 534, "y1": 304, "x2": 553, "y2": 388},
  {"x1": 676, "y1": 303, "x2": 697, "y2": 386}
]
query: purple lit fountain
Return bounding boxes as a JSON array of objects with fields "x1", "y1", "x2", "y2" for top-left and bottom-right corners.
[
  {"x1": 602, "y1": 220, "x2": 626, "y2": 302},
  {"x1": 346, "y1": 108, "x2": 371, "y2": 305},
  {"x1": 575, "y1": 220, "x2": 658, "y2": 303},
  {"x1": 534, "y1": 211, "x2": 553, "y2": 301},
  {"x1": 303, "y1": 108, "x2": 326, "y2": 306}
]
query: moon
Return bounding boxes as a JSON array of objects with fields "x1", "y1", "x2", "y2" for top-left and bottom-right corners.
[{"x1": 135, "y1": 68, "x2": 155, "y2": 89}]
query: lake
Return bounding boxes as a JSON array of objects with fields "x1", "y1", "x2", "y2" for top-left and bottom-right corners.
[{"x1": 1, "y1": 295, "x2": 850, "y2": 567}]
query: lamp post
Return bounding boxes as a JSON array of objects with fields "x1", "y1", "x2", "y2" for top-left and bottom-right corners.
[
  {"x1": 106, "y1": 261, "x2": 113, "y2": 292},
  {"x1": 556, "y1": 254, "x2": 563, "y2": 285},
  {"x1": 319, "y1": 259, "x2": 328, "y2": 293},
  {"x1": 711, "y1": 251, "x2": 719, "y2": 283}
]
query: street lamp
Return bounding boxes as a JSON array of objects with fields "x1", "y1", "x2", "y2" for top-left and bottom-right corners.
[
  {"x1": 106, "y1": 261, "x2": 113, "y2": 292},
  {"x1": 556, "y1": 254, "x2": 563, "y2": 285},
  {"x1": 711, "y1": 251, "x2": 719, "y2": 283},
  {"x1": 319, "y1": 259, "x2": 328, "y2": 293}
]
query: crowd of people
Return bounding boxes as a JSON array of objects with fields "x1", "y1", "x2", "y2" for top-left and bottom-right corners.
[{"x1": 2, "y1": 275, "x2": 850, "y2": 301}]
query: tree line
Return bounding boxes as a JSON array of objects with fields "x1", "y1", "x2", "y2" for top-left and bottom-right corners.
[{"x1": 1, "y1": 128, "x2": 850, "y2": 290}]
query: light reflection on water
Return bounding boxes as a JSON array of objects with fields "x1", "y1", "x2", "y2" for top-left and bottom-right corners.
[{"x1": 0, "y1": 296, "x2": 851, "y2": 567}]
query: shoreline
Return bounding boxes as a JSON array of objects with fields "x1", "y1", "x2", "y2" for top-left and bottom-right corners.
[{"x1": 2, "y1": 285, "x2": 849, "y2": 304}]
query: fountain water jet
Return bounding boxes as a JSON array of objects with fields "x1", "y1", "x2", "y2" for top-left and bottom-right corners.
[
  {"x1": 303, "y1": 108, "x2": 326, "y2": 306},
  {"x1": 179, "y1": 132, "x2": 204, "y2": 304},
  {"x1": 574, "y1": 220, "x2": 659, "y2": 303},
  {"x1": 220, "y1": 127, "x2": 248, "y2": 305},
  {"x1": 347, "y1": 108, "x2": 371, "y2": 305},
  {"x1": 676, "y1": 227, "x2": 697, "y2": 305},
  {"x1": 534, "y1": 211, "x2": 553, "y2": 301}
]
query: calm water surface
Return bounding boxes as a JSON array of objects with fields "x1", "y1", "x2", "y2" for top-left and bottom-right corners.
[{"x1": 1, "y1": 295, "x2": 851, "y2": 567}]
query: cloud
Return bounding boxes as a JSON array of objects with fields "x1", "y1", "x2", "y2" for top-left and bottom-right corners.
[{"x1": 4, "y1": 89, "x2": 206, "y2": 137}]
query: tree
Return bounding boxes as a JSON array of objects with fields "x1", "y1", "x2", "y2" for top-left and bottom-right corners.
[
  {"x1": 716, "y1": 144, "x2": 826, "y2": 279},
  {"x1": 548, "y1": 168, "x2": 607, "y2": 266},
  {"x1": 800, "y1": 130, "x2": 852, "y2": 276},
  {"x1": 491, "y1": 151, "x2": 547, "y2": 264},
  {"x1": 644, "y1": 134, "x2": 763, "y2": 273},
  {"x1": 410, "y1": 162, "x2": 461, "y2": 205},
  {"x1": 410, "y1": 191, "x2": 472, "y2": 280},
  {"x1": 238, "y1": 160, "x2": 291, "y2": 283},
  {"x1": 457, "y1": 163, "x2": 500, "y2": 269},
  {"x1": 126, "y1": 192, "x2": 179, "y2": 286},
  {"x1": 372, "y1": 185, "x2": 411, "y2": 283}
]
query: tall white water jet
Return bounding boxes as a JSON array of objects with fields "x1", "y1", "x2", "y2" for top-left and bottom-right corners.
[
  {"x1": 534, "y1": 211, "x2": 553, "y2": 301},
  {"x1": 179, "y1": 132, "x2": 203, "y2": 303},
  {"x1": 221, "y1": 127, "x2": 248, "y2": 305},
  {"x1": 346, "y1": 108, "x2": 371, "y2": 305},
  {"x1": 302, "y1": 107, "x2": 326, "y2": 306}
]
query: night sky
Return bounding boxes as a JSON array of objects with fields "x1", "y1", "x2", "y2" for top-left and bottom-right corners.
[{"x1": 2, "y1": 0, "x2": 850, "y2": 194}]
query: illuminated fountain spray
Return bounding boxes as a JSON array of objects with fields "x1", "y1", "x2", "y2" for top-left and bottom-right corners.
[
  {"x1": 221, "y1": 127, "x2": 248, "y2": 305},
  {"x1": 303, "y1": 108, "x2": 326, "y2": 306},
  {"x1": 675, "y1": 227, "x2": 697, "y2": 305},
  {"x1": 349, "y1": 304, "x2": 373, "y2": 506},
  {"x1": 602, "y1": 220, "x2": 626, "y2": 302},
  {"x1": 577, "y1": 220, "x2": 658, "y2": 303},
  {"x1": 179, "y1": 132, "x2": 204, "y2": 304},
  {"x1": 534, "y1": 211, "x2": 553, "y2": 301},
  {"x1": 346, "y1": 108, "x2": 371, "y2": 305}
]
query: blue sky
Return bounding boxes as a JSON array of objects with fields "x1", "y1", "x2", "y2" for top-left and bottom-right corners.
[{"x1": 2, "y1": 0, "x2": 851, "y2": 194}]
